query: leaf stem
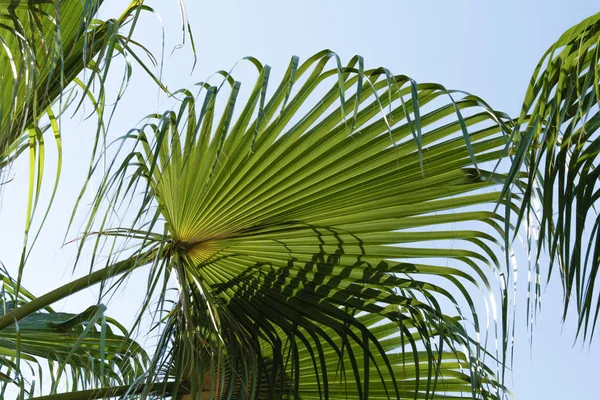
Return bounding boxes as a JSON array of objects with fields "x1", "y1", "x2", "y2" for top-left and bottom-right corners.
[{"x1": 0, "y1": 249, "x2": 158, "y2": 331}]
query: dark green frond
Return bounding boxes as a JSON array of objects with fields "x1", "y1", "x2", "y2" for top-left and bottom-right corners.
[{"x1": 505, "y1": 12, "x2": 600, "y2": 341}]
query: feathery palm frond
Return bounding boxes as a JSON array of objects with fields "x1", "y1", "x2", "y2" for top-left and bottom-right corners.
[{"x1": 505, "y1": 12, "x2": 600, "y2": 341}]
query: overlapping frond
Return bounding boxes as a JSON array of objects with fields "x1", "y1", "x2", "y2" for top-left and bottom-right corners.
[
  {"x1": 0, "y1": 269, "x2": 148, "y2": 398},
  {"x1": 89, "y1": 51, "x2": 516, "y2": 399},
  {"x1": 505, "y1": 12, "x2": 600, "y2": 340},
  {"x1": 0, "y1": 0, "x2": 182, "y2": 306},
  {"x1": 1, "y1": 0, "x2": 101, "y2": 157},
  {"x1": 152, "y1": 299, "x2": 501, "y2": 400}
]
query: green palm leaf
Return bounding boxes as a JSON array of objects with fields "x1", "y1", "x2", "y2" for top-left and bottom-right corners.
[
  {"x1": 86, "y1": 51, "x2": 515, "y2": 399},
  {"x1": 1, "y1": 0, "x2": 102, "y2": 156},
  {"x1": 0, "y1": 269, "x2": 148, "y2": 397},
  {"x1": 0, "y1": 0, "x2": 193, "y2": 167},
  {"x1": 0, "y1": 0, "x2": 179, "y2": 304},
  {"x1": 504, "y1": 12, "x2": 600, "y2": 340}
]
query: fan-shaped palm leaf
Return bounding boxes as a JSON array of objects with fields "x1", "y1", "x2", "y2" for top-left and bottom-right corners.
[{"x1": 84, "y1": 51, "x2": 516, "y2": 399}]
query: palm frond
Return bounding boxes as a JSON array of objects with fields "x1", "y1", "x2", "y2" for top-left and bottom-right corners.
[
  {"x1": 0, "y1": 0, "x2": 101, "y2": 157},
  {"x1": 87, "y1": 51, "x2": 516, "y2": 399},
  {"x1": 0, "y1": 0, "x2": 182, "y2": 296},
  {"x1": 0, "y1": 268, "x2": 148, "y2": 398},
  {"x1": 505, "y1": 12, "x2": 600, "y2": 340},
  {"x1": 0, "y1": 0, "x2": 193, "y2": 166}
]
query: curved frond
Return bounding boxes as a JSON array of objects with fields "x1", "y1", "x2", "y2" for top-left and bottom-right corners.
[
  {"x1": 0, "y1": 0, "x2": 101, "y2": 157},
  {"x1": 0, "y1": 0, "x2": 175, "y2": 295},
  {"x1": 0, "y1": 0, "x2": 193, "y2": 166},
  {"x1": 0, "y1": 269, "x2": 147, "y2": 397},
  {"x1": 505, "y1": 12, "x2": 600, "y2": 340}
]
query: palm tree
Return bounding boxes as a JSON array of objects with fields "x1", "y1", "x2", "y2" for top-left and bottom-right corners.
[{"x1": 0, "y1": 2, "x2": 598, "y2": 399}]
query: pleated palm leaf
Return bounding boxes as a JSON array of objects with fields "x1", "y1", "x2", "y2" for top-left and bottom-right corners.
[
  {"x1": 0, "y1": 269, "x2": 148, "y2": 398},
  {"x1": 87, "y1": 51, "x2": 516, "y2": 399}
]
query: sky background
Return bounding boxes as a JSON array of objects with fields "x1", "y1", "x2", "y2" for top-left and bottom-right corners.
[{"x1": 1, "y1": 0, "x2": 599, "y2": 398}]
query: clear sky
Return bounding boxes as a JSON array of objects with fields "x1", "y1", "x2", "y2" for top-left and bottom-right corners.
[{"x1": 1, "y1": 0, "x2": 599, "y2": 398}]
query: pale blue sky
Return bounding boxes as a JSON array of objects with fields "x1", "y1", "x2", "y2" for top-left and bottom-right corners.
[{"x1": 1, "y1": 1, "x2": 599, "y2": 398}]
